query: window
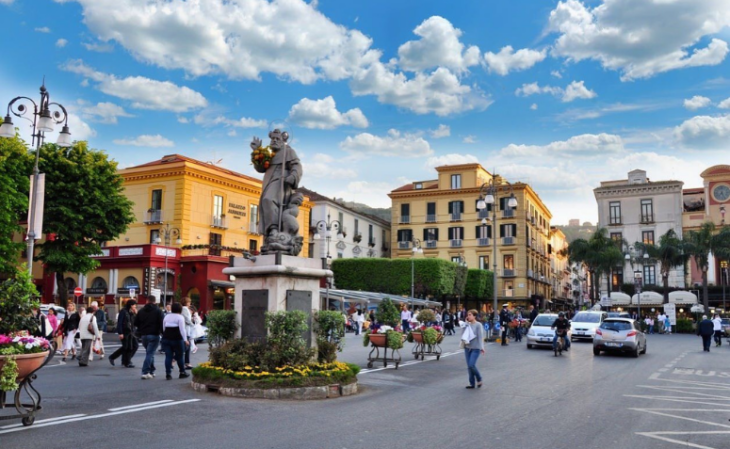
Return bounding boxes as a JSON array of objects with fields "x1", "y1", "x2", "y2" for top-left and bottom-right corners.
[
  {"x1": 151, "y1": 189, "x2": 162, "y2": 210},
  {"x1": 382, "y1": 230, "x2": 386, "y2": 248},
  {"x1": 397, "y1": 229, "x2": 413, "y2": 242},
  {"x1": 150, "y1": 229, "x2": 160, "y2": 244},
  {"x1": 642, "y1": 230, "x2": 655, "y2": 246},
  {"x1": 476, "y1": 225, "x2": 491, "y2": 238},
  {"x1": 337, "y1": 252, "x2": 344, "y2": 259},
  {"x1": 503, "y1": 255, "x2": 514, "y2": 270},
  {"x1": 451, "y1": 256, "x2": 461, "y2": 263},
  {"x1": 499, "y1": 224, "x2": 517, "y2": 237},
  {"x1": 423, "y1": 228, "x2": 439, "y2": 241},
  {"x1": 426, "y1": 202, "x2": 436, "y2": 222},
  {"x1": 610, "y1": 232, "x2": 623, "y2": 245},
  {"x1": 338, "y1": 211, "x2": 344, "y2": 227},
  {"x1": 447, "y1": 227, "x2": 464, "y2": 240},
  {"x1": 209, "y1": 232, "x2": 222, "y2": 256},
  {"x1": 451, "y1": 174, "x2": 461, "y2": 189},
  {"x1": 499, "y1": 197, "x2": 515, "y2": 211},
  {"x1": 213, "y1": 195, "x2": 223, "y2": 219},
  {"x1": 640, "y1": 199, "x2": 653, "y2": 222},
  {"x1": 354, "y1": 219, "x2": 359, "y2": 238},
  {"x1": 414, "y1": 182, "x2": 423, "y2": 189},
  {"x1": 612, "y1": 269, "x2": 623, "y2": 291},
  {"x1": 249, "y1": 204, "x2": 258, "y2": 232},
  {"x1": 479, "y1": 256, "x2": 489, "y2": 270},
  {"x1": 400, "y1": 204, "x2": 410, "y2": 223},
  {"x1": 476, "y1": 198, "x2": 492, "y2": 214},
  {"x1": 249, "y1": 240, "x2": 258, "y2": 252},
  {"x1": 609, "y1": 201, "x2": 621, "y2": 224},
  {"x1": 368, "y1": 224, "x2": 374, "y2": 246},
  {"x1": 643, "y1": 265, "x2": 656, "y2": 285},
  {"x1": 448, "y1": 201, "x2": 464, "y2": 219}
]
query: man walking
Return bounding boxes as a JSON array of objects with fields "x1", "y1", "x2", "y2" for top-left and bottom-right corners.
[
  {"x1": 109, "y1": 299, "x2": 138, "y2": 368},
  {"x1": 500, "y1": 304, "x2": 511, "y2": 346},
  {"x1": 78, "y1": 306, "x2": 100, "y2": 367},
  {"x1": 697, "y1": 315, "x2": 714, "y2": 352},
  {"x1": 89, "y1": 301, "x2": 106, "y2": 360},
  {"x1": 135, "y1": 295, "x2": 164, "y2": 379},
  {"x1": 712, "y1": 314, "x2": 723, "y2": 347}
]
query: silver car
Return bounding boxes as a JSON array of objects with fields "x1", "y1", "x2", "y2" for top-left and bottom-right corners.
[
  {"x1": 593, "y1": 318, "x2": 647, "y2": 357},
  {"x1": 526, "y1": 314, "x2": 572, "y2": 349},
  {"x1": 571, "y1": 311, "x2": 607, "y2": 341}
]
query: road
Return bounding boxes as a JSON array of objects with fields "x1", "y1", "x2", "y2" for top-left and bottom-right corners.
[{"x1": 1, "y1": 332, "x2": 729, "y2": 449}]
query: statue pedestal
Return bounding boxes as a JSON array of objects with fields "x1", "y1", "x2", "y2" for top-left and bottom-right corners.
[{"x1": 223, "y1": 255, "x2": 331, "y2": 345}]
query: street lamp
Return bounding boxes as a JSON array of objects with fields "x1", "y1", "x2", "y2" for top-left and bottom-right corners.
[
  {"x1": 721, "y1": 260, "x2": 728, "y2": 315},
  {"x1": 411, "y1": 238, "x2": 423, "y2": 307},
  {"x1": 454, "y1": 253, "x2": 467, "y2": 311},
  {"x1": 0, "y1": 82, "x2": 72, "y2": 275},
  {"x1": 476, "y1": 176, "x2": 517, "y2": 330},
  {"x1": 625, "y1": 249, "x2": 649, "y2": 320},
  {"x1": 314, "y1": 213, "x2": 342, "y2": 308},
  {"x1": 155, "y1": 223, "x2": 181, "y2": 307}
]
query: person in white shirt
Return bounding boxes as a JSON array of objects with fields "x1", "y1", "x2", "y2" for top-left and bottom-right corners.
[
  {"x1": 401, "y1": 306, "x2": 412, "y2": 332},
  {"x1": 712, "y1": 314, "x2": 723, "y2": 347},
  {"x1": 161, "y1": 302, "x2": 190, "y2": 380},
  {"x1": 657, "y1": 313, "x2": 666, "y2": 334},
  {"x1": 354, "y1": 308, "x2": 365, "y2": 335},
  {"x1": 77, "y1": 306, "x2": 100, "y2": 367}
]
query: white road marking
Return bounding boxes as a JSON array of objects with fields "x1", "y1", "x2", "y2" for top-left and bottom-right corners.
[
  {"x1": 629, "y1": 408, "x2": 730, "y2": 428},
  {"x1": 359, "y1": 350, "x2": 461, "y2": 374},
  {"x1": 636, "y1": 431, "x2": 730, "y2": 449},
  {"x1": 108, "y1": 400, "x2": 174, "y2": 411},
  {"x1": 0, "y1": 414, "x2": 86, "y2": 429},
  {"x1": 0, "y1": 399, "x2": 200, "y2": 435}
]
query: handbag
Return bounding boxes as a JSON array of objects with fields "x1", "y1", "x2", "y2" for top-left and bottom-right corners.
[{"x1": 87, "y1": 317, "x2": 96, "y2": 334}]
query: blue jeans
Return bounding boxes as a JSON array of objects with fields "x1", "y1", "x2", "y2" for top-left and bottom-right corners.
[
  {"x1": 402, "y1": 320, "x2": 410, "y2": 333},
  {"x1": 464, "y1": 348, "x2": 482, "y2": 387},
  {"x1": 160, "y1": 338, "x2": 186, "y2": 375},
  {"x1": 552, "y1": 333, "x2": 570, "y2": 350},
  {"x1": 141, "y1": 335, "x2": 160, "y2": 375}
]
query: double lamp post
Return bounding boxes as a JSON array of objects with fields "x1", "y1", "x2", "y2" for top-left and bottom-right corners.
[
  {"x1": 625, "y1": 248, "x2": 649, "y2": 319},
  {"x1": 314, "y1": 213, "x2": 342, "y2": 308},
  {"x1": 155, "y1": 223, "x2": 182, "y2": 307}
]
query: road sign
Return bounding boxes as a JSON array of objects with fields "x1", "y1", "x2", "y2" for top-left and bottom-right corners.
[
  {"x1": 74, "y1": 287, "x2": 82, "y2": 297},
  {"x1": 129, "y1": 288, "x2": 136, "y2": 298}
]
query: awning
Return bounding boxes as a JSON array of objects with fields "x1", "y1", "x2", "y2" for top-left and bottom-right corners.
[
  {"x1": 610, "y1": 292, "x2": 632, "y2": 305},
  {"x1": 668, "y1": 291, "x2": 698, "y2": 304},
  {"x1": 631, "y1": 291, "x2": 664, "y2": 305},
  {"x1": 320, "y1": 289, "x2": 441, "y2": 308},
  {"x1": 209, "y1": 280, "x2": 235, "y2": 289}
]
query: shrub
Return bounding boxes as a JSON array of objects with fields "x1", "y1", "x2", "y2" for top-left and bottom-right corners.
[
  {"x1": 422, "y1": 327, "x2": 439, "y2": 345},
  {"x1": 314, "y1": 310, "x2": 345, "y2": 363},
  {"x1": 205, "y1": 310, "x2": 239, "y2": 348},
  {"x1": 675, "y1": 318, "x2": 694, "y2": 334},
  {"x1": 377, "y1": 298, "x2": 400, "y2": 327},
  {"x1": 386, "y1": 330, "x2": 403, "y2": 349},
  {"x1": 0, "y1": 268, "x2": 40, "y2": 335},
  {"x1": 416, "y1": 309, "x2": 436, "y2": 324},
  {"x1": 264, "y1": 311, "x2": 315, "y2": 368}
]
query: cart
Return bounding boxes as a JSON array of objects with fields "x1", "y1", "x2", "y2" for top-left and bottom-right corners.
[
  {"x1": 411, "y1": 331, "x2": 442, "y2": 361},
  {"x1": 0, "y1": 349, "x2": 55, "y2": 427},
  {"x1": 366, "y1": 333, "x2": 401, "y2": 369}
]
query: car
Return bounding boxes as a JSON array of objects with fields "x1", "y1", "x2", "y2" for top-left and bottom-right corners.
[
  {"x1": 607, "y1": 312, "x2": 631, "y2": 318},
  {"x1": 593, "y1": 318, "x2": 646, "y2": 357},
  {"x1": 526, "y1": 314, "x2": 572, "y2": 349},
  {"x1": 721, "y1": 318, "x2": 730, "y2": 333},
  {"x1": 40, "y1": 304, "x2": 66, "y2": 321},
  {"x1": 570, "y1": 311, "x2": 608, "y2": 341}
]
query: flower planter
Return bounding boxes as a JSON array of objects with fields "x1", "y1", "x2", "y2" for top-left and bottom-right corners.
[
  {"x1": 0, "y1": 352, "x2": 49, "y2": 381},
  {"x1": 368, "y1": 333, "x2": 388, "y2": 347},
  {"x1": 366, "y1": 333, "x2": 401, "y2": 369}
]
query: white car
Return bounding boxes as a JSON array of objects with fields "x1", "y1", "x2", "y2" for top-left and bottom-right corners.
[
  {"x1": 571, "y1": 311, "x2": 608, "y2": 341},
  {"x1": 526, "y1": 314, "x2": 572, "y2": 349}
]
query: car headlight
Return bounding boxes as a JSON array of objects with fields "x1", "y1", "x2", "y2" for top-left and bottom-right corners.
[{"x1": 527, "y1": 328, "x2": 535, "y2": 336}]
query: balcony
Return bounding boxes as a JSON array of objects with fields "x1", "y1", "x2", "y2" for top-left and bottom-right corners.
[
  {"x1": 527, "y1": 269, "x2": 534, "y2": 278},
  {"x1": 503, "y1": 269, "x2": 515, "y2": 277},
  {"x1": 450, "y1": 239, "x2": 462, "y2": 248},
  {"x1": 502, "y1": 236, "x2": 515, "y2": 245},
  {"x1": 211, "y1": 216, "x2": 228, "y2": 229},
  {"x1": 450, "y1": 212, "x2": 462, "y2": 221},
  {"x1": 249, "y1": 223, "x2": 259, "y2": 234},
  {"x1": 477, "y1": 238, "x2": 490, "y2": 246},
  {"x1": 502, "y1": 209, "x2": 515, "y2": 218},
  {"x1": 478, "y1": 209, "x2": 490, "y2": 219},
  {"x1": 426, "y1": 214, "x2": 437, "y2": 223},
  {"x1": 398, "y1": 241, "x2": 411, "y2": 250},
  {"x1": 425, "y1": 240, "x2": 437, "y2": 249},
  {"x1": 145, "y1": 209, "x2": 163, "y2": 224},
  {"x1": 640, "y1": 214, "x2": 654, "y2": 224},
  {"x1": 400, "y1": 215, "x2": 410, "y2": 224}
]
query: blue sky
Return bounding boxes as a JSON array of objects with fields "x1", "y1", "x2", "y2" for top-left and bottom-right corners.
[{"x1": 1, "y1": 0, "x2": 730, "y2": 224}]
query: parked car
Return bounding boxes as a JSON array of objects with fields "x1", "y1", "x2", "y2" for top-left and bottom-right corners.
[
  {"x1": 607, "y1": 312, "x2": 630, "y2": 318},
  {"x1": 40, "y1": 304, "x2": 66, "y2": 321},
  {"x1": 593, "y1": 318, "x2": 646, "y2": 357},
  {"x1": 721, "y1": 318, "x2": 730, "y2": 335},
  {"x1": 571, "y1": 311, "x2": 608, "y2": 341},
  {"x1": 526, "y1": 314, "x2": 572, "y2": 349}
]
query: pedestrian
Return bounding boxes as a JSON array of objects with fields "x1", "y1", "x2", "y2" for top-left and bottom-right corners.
[
  {"x1": 45, "y1": 307, "x2": 61, "y2": 350},
  {"x1": 697, "y1": 315, "x2": 714, "y2": 352},
  {"x1": 88, "y1": 301, "x2": 105, "y2": 360},
  {"x1": 92, "y1": 301, "x2": 107, "y2": 333},
  {"x1": 60, "y1": 303, "x2": 80, "y2": 362},
  {"x1": 664, "y1": 314, "x2": 672, "y2": 334},
  {"x1": 712, "y1": 314, "x2": 723, "y2": 347},
  {"x1": 78, "y1": 306, "x2": 100, "y2": 367},
  {"x1": 191, "y1": 309, "x2": 204, "y2": 354},
  {"x1": 109, "y1": 299, "x2": 138, "y2": 368},
  {"x1": 160, "y1": 302, "x2": 190, "y2": 380},
  {"x1": 354, "y1": 308, "x2": 365, "y2": 335},
  {"x1": 462, "y1": 309, "x2": 485, "y2": 389},
  {"x1": 657, "y1": 312, "x2": 667, "y2": 334},
  {"x1": 135, "y1": 295, "x2": 164, "y2": 379},
  {"x1": 369, "y1": 309, "x2": 376, "y2": 326},
  {"x1": 528, "y1": 305, "x2": 538, "y2": 323},
  {"x1": 499, "y1": 304, "x2": 510, "y2": 346},
  {"x1": 401, "y1": 306, "x2": 412, "y2": 333},
  {"x1": 645, "y1": 316, "x2": 654, "y2": 334},
  {"x1": 442, "y1": 310, "x2": 453, "y2": 335},
  {"x1": 180, "y1": 296, "x2": 194, "y2": 370}
]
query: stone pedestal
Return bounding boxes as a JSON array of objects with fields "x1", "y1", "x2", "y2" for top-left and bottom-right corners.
[{"x1": 222, "y1": 255, "x2": 331, "y2": 344}]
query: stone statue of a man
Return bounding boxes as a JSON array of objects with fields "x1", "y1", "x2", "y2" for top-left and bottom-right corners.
[{"x1": 250, "y1": 129, "x2": 303, "y2": 256}]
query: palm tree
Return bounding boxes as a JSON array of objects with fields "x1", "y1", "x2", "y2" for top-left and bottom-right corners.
[
  {"x1": 635, "y1": 229, "x2": 689, "y2": 304},
  {"x1": 564, "y1": 228, "x2": 618, "y2": 305},
  {"x1": 684, "y1": 222, "x2": 730, "y2": 310}
]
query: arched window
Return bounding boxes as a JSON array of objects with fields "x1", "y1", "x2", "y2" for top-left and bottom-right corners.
[
  {"x1": 187, "y1": 287, "x2": 200, "y2": 310},
  {"x1": 91, "y1": 277, "x2": 108, "y2": 290},
  {"x1": 64, "y1": 278, "x2": 76, "y2": 291},
  {"x1": 122, "y1": 276, "x2": 139, "y2": 288}
]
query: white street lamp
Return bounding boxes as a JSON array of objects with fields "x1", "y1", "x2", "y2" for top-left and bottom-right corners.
[{"x1": 157, "y1": 224, "x2": 181, "y2": 307}]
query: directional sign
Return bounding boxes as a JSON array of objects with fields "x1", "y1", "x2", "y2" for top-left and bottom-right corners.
[{"x1": 74, "y1": 287, "x2": 83, "y2": 297}]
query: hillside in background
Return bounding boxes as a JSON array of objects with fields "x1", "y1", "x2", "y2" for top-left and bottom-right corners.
[
  {"x1": 335, "y1": 199, "x2": 391, "y2": 223},
  {"x1": 555, "y1": 223, "x2": 596, "y2": 243}
]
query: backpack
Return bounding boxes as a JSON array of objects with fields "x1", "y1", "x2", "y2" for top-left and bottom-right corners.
[{"x1": 36, "y1": 313, "x2": 54, "y2": 339}]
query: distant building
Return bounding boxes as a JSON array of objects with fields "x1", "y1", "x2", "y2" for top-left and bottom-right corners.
[{"x1": 568, "y1": 219, "x2": 580, "y2": 227}]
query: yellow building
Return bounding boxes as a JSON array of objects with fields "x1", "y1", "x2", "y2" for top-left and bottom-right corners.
[
  {"x1": 389, "y1": 164, "x2": 553, "y2": 310},
  {"x1": 45, "y1": 154, "x2": 311, "y2": 315}
]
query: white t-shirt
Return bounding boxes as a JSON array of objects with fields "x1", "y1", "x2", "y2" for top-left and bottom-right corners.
[{"x1": 712, "y1": 317, "x2": 722, "y2": 331}]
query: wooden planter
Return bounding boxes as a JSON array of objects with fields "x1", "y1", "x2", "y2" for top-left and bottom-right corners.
[{"x1": 0, "y1": 352, "x2": 49, "y2": 381}]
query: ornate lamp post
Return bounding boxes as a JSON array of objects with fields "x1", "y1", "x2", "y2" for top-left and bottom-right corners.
[
  {"x1": 721, "y1": 260, "x2": 728, "y2": 315},
  {"x1": 0, "y1": 82, "x2": 72, "y2": 275},
  {"x1": 625, "y1": 248, "x2": 649, "y2": 320},
  {"x1": 314, "y1": 213, "x2": 342, "y2": 308},
  {"x1": 476, "y1": 176, "x2": 517, "y2": 330},
  {"x1": 411, "y1": 238, "x2": 423, "y2": 307},
  {"x1": 155, "y1": 224, "x2": 181, "y2": 307}
]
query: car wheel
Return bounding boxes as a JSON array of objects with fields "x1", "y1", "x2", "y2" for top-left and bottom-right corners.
[
  {"x1": 640, "y1": 341, "x2": 647, "y2": 354},
  {"x1": 527, "y1": 344, "x2": 533, "y2": 349},
  {"x1": 593, "y1": 347, "x2": 600, "y2": 356},
  {"x1": 632, "y1": 347, "x2": 639, "y2": 358}
]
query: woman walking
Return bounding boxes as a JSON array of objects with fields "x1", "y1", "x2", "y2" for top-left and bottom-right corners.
[
  {"x1": 180, "y1": 297, "x2": 194, "y2": 370},
  {"x1": 160, "y1": 302, "x2": 190, "y2": 380},
  {"x1": 462, "y1": 309, "x2": 485, "y2": 389},
  {"x1": 60, "y1": 303, "x2": 80, "y2": 361}
]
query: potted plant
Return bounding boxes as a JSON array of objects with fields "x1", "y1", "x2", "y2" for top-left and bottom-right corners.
[
  {"x1": 363, "y1": 298, "x2": 403, "y2": 349},
  {"x1": 353, "y1": 234, "x2": 362, "y2": 244}
]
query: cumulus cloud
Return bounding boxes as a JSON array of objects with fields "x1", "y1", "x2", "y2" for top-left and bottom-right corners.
[
  {"x1": 177, "y1": 116, "x2": 189, "y2": 124},
  {"x1": 674, "y1": 114, "x2": 730, "y2": 148},
  {"x1": 562, "y1": 80, "x2": 597, "y2": 102},
  {"x1": 61, "y1": 60, "x2": 207, "y2": 112},
  {"x1": 192, "y1": 111, "x2": 267, "y2": 129},
  {"x1": 34, "y1": 27, "x2": 51, "y2": 33},
  {"x1": 548, "y1": 0, "x2": 730, "y2": 81},
  {"x1": 288, "y1": 96, "x2": 368, "y2": 129},
  {"x1": 429, "y1": 124, "x2": 451, "y2": 138},
  {"x1": 66, "y1": 113, "x2": 96, "y2": 141},
  {"x1": 334, "y1": 180, "x2": 395, "y2": 208},
  {"x1": 551, "y1": 70, "x2": 563, "y2": 79},
  {"x1": 79, "y1": 101, "x2": 133, "y2": 124},
  {"x1": 484, "y1": 46, "x2": 547, "y2": 75},
  {"x1": 500, "y1": 133, "x2": 624, "y2": 158},
  {"x1": 516, "y1": 80, "x2": 595, "y2": 102},
  {"x1": 56, "y1": 39, "x2": 68, "y2": 48},
  {"x1": 425, "y1": 153, "x2": 478, "y2": 168},
  {"x1": 398, "y1": 16, "x2": 481, "y2": 73},
  {"x1": 305, "y1": 153, "x2": 358, "y2": 179},
  {"x1": 463, "y1": 135, "x2": 476, "y2": 144},
  {"x1": 719, "y1": 98, "x2": 730, "y2": 109},
  {"x1": 515, "y1": 82, "x2": 562, "y2": 97},
  {"x1": 113, "y1": 134, "x2": 174, "y2": 147},
  {"x1": 83, "y1": 41, "x2": 114, "y2": 53},
  {"x1": 555, "y1": 101, "x2": 665, "y2": 122},
  {"x1": 683, "y1": 95, "x2": 712, "y2": 110},
  {"x1": 339, "y1": 129, "x2": 433, "y2": 158},
  {"x1": 0, "y1": 0, "x2": 15, "y2": 5},
  {"x1": 530, "y1": 103, "x2": 538, "y2": 110}
]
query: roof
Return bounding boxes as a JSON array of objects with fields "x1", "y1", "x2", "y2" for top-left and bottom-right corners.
[
  {"x1": 391, "y1": 180, "x2": 439, "y2": 193},
  {"x1": 123, "y1": 154, "x2": 262, "y2": 184},
  {"x1": 321, "y1": 289, "x2": 442, "y2": 307}
]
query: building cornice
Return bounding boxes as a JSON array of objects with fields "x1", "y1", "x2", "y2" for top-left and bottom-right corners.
[{"x1": 594, "y1": 182, "x2": 683, "y2": 198}]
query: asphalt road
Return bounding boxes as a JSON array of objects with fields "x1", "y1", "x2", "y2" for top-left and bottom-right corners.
[{"x1": 1, "y1": 332, "x2": 729, "y2": 449}]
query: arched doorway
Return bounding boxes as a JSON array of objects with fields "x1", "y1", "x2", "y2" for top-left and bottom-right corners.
[{"x1": 187, "y1": 287, "x2": 201, "y2": 310}]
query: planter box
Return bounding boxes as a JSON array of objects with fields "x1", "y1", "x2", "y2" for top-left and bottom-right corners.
[{"x1": 0, "y1": 351, "x2": 49, "y2": 381}]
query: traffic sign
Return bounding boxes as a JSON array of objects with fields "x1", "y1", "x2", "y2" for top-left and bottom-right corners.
[{"x1": 74, "y1": 287, "x2": 83, "y2": 297}]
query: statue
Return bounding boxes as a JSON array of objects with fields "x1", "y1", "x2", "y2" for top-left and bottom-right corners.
[{"x1": 250, "y1": 129, "x2": 303, "y2": 256}]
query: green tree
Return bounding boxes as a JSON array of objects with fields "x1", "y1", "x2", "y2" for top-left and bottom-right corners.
[
  {"x1": 0, "y1": 121, "x2": 32, "y2": 276},
  {"x1": 684, "y1": 222, "x2": 730, "y2": 310},
  {"x1": 635, "y1": 229, "x2": 689, "y2": 304},
  {"x1": 35, "y1": 142, "x2": 135, "y2": 307},
  {"x1": 564, "y1": 228, "x2": 619, "y2": 305}
]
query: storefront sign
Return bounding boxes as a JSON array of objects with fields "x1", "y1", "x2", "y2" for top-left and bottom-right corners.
[
  {"x1": 119, "y1": 247, "x2": 144, "y2": 256},
  {"x1": 143, "y1": 268, "x2": 151, "y2": 295},
  {"x1": 91, "y1": 249, "x2": 110, "y2": 258},
  {"x1": 228, "y1": 203, "x2": 247, "y2": 218},
  {"x1": 664, "y1": 303, "x2": 677, "y2": 325},
  {"x1": 86, "y1": 287, "x2": 107, "y2": 295},
  {"x1": 155, "y1": 247, "x2": 176, "y2": 257}
]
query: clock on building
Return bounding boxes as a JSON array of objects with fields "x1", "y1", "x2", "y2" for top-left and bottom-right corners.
[{"x1": 712, "y1": 183, "x2": 730, "y2": 203}]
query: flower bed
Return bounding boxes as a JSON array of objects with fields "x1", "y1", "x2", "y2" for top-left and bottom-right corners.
[
  {"x1": 191, "y1": 361, "x2": 360, "y2": 390},
  {"x1": 1, "y1": 333, "x2": 52, "y2": 391}
]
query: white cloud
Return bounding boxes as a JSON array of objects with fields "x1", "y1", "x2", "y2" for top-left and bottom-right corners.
[
  {"x1": 516, "y1": 80, "x2": 595, "y2": 102},
  {"x1": 0, "y1": 0, "x2": 15, "y2": 5},
  {"x1": 463, "y1": 135, "x2": 476, "y2": 144},
  {"x1": 683, "y1": 95, "x2": 712, "y2": 110},
  {"x1": 339, "y1": 129, "x2": 433, "y2": 158},
  {"x1": 397, "y1": 16, "x2": 481, "y2": 73},
  {"x1": 177, "y1": 116, "x2": 189, "y2": 124},
  {"x1": 34, "y1": 27, "x2": 50, "y2": 33},
  {"x1": 305, "y1": 153, "x2": 358, "y2": 179},
  {"x1": 484, "y1": 46, "x2": 547, "y2": 75},
  {"x1": 530, "y1": 103, "x2": 538, "y2": 110},
  {"x1": 555, "y1": 101, "x2": 665, "y2": 122},
  {"x1": 82, "y1": 41, "x2": 114, "y2": 53},
  {"x1": 66, "y1": 113, "x2": 96, "y2": 141},
  {"x1": 227, "y1": 129, "x2": 237, "y2": 137},
  {"x1": 719, "y1": 98, "x2": 730, "y2": 109},
  {"x1": 193, "y1": 111, "x2": 267, "y2": 129},
  {"x1": 604, "y1": 152, "x2": 706, "y2": 187},
  {"x1": 674, "y1": 114, "x2": 730, "y2": 148},
  {"x1": 56, "y1": 39, "x2": 68, "y2": 48},
  {"x1": 551, "y1": 70, "x2": 563, "y2": 79},
  {"x1": 548, "y1": 0, "x2": 730, "y2": 81},
  {"x1": 500, "y1": 133, "x2": 624, "y2": 158},
  {"x1": 334, "y1": 180, "x2": 395, "y2": 208},
  {"x1": 61, "y1": 60, "x2": 207, "y2": 112},
  {"x1": 113, "y1": 134, "x2": 174, "y2": 147},
  {"x1": 79, "y1": 101, "x2": 133, "y2": 124},
  {"x1": 425, "y1": 153, "x2": 478, "y2": 168},
  {"x1": 288, "y1": 96, "x2": 368, "y2": 129},
  {"x1": 429, "y1": 124, "x2": 451, "y2": 138}
]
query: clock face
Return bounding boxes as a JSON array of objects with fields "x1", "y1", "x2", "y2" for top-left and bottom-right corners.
[{"x1": 713, "y1": 184, "x2": 730, "y2": 202}]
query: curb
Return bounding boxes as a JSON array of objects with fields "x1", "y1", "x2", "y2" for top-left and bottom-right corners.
[{"x1": 191, "y1": 380, "x2": 359, "y2": 400}]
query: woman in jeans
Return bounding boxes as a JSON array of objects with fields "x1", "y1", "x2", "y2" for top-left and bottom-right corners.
[
  {"x1": 462, "y1": 309, "x2": 485, "y2": 389},
  {"x1": 160, "y1": 302, "x2": 190, "y2": 380}
]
